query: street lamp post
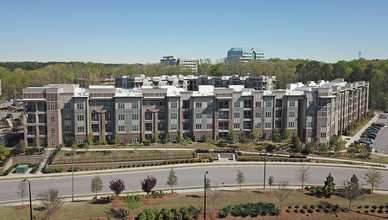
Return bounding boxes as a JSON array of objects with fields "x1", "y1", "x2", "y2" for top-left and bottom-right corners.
[
  {"x1": 263, "y1": 153, "x2": 267, "y2": 189},
  {"x1": 204, "y1": 171, "x2": 208, "y2": 220},
  {"x1": 23, "y1": 178, "x2": 32, "y2": 220},
  {"x1": 72, "y1": 154, "x2": 79, "y2": 202}
]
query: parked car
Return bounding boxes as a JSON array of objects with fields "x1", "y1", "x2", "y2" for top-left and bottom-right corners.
[{"x1": 5, "y1": 114, "x2": 13, "y2": 119}]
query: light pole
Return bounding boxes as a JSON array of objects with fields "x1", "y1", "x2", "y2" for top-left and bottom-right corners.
[
  {"x1": 23, "y1": 178, "x2": 32, "y2": 220},
  {"x1": 204, "y1": 171, "x2": 208, "y2": 220},
  {"x1": 263, "y1": 153, "x2": 267, "y2": 189},
  {"x1": 72, "y1": 154, "x2": 79, "y2": 202}
]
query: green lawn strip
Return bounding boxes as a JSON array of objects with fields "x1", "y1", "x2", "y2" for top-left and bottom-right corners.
[{"x1": 2, "y1": 190, "x2": 388, "y2": 220}]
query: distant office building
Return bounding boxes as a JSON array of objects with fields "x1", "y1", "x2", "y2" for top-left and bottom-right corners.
[
  {"x1": 23, "y1": 77, "x2": 368, "y2": 148},
  {"x1": 226, "y1": 47, "x2": 265, "y2": 62},
  {"x1": 160, "y1": 56, "x2": 197, "y2": 72}
]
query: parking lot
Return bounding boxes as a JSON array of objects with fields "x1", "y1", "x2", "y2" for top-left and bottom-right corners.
[{"x1": 370, "y1": 116, "x2": 388, "y2": 155}]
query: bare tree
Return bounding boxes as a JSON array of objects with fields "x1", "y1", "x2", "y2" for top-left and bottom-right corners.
[
  {"x1": 17, "y1": 180, "x2": 27, "y2": 205},
  {"x1": 38, "y1": 188, "x2": 63, "y2": 218},
  {"x1": 295, "y1": 165, "x2": 310, "y2": 189},
  {"x1": 209, "y1": 186, "x2": 223, "y2": 220},
  {"x1": 274, "y1": 181, "x2": 292, "y2": 211},
  {"x1": 362, "y1": 168, "x2": 384, "y2": 193}
]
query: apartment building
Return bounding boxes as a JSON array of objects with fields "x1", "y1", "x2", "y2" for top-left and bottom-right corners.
[
  {"x1": 160, "y1": 56, "x2": 198, "y2": 72},
  {"x1": 115, "y1": 74, "x2": 276, "y2": 91},
  {"x1": 23, "y1": 77, "x2": 368, "y2": 148},
  {"x1": 226, "y1": 47, "x2": 265, "y2": 63}
]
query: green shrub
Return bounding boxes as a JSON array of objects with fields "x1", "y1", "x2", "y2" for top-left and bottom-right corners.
[
  {"x1": 317, "y1": 204, "x2": 323, "y2": 209},
  {"x1": 67, "y1": 166, "x2": 80, "y2": 172},
  {"x1": 378, "y1": 205, "x2": 384, "y2": 209},
  {"x1": 286, "y1": 210, "x2": 290, "y2": 213},
  {"x1": 48, "y1": 147, "x2": 61, "y2": 165},
  {"x1": 294, "y1": 209, "x2": 298, "y2": 213},
  {"x1": 357, "y1": 206, "x2": 362, "y2": 209},
  {"x1": 300, "y1": 209, "x2": 305, "y2": 214},
  {"x1": 44, "y1": 167, "x2": 64, "y2": 173},
  {"x1": 310, "y1": 205, "x2": 315, "y2": 209},
  {"x1": 372, "y1": 205, "x2": 377, "y2": 209},
  {"x1": 295, "y1": 205, "x2": 299, "y2": 209},
  {"x1": 219, "y1": 205, "x2": 232, "y2": 218},
  {"x1": 315, "y1": 209, "x2": 321, "y2": 212},
  {"x1": 364, "y1": 210, "x2": 369, "y2": 214},
  {"x1": 307, "y1": 209, "x2": 314, "y2": 213},
  {"x1": 324, "y1": 209, "x2": 329, "y2": 213},
  {"x1": 303, "y1": 205, "x2": 308, "y2": 209},
  {"x1": 231, "y1": 202, "x2": 279, "y2": 217},
  {"x1": 378, "y1": 209, "x2": 383, "y2": 214},
  {"x1": 371, "y1": 209, "x2": 376, "y2": 213},
  {"x1": 365, "y1": 205, "x2": 369, "y2": 209}
]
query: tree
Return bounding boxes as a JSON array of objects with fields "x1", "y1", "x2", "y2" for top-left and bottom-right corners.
[
  {"x1": 209, "y1": 186, "x2": 223, "y2": 219},
  {"x1": 362, "y1": 168, "x2": 383, "y2": 193},
  {"x1": 17, "y1": 180, "x2": 27, "y2": 205},
  {"x1": 87, "y1": 133, "x2": 94, "y2": 145},
  {"x1": 272, "y1": 128, "x2": 281, "y2": 142},
  {"x1": 235, "y1": 170, "x2": 246, "y2": 190},
  {"x1": 38, "y1": 188, "x2": 63, "y2": 218},
  {"x1": 274, "y1": 181, "x2": 292, "y2": 211},
  {"x1": 124, "y1": 194, "x2": 141, "y2": 219},
  {"x1": 268, "y1": 176, "x2": 275, "y2": 191},
  {"x1": 226, "y1": 128, "x2": 236, "y2": 144},
  {"x1": 281, "y1": 129, "x2": 291, "y2": 142},
  {"x1": 323, "y1": 173, "x2": 335, "y2": 198},
  {"x1": 152, "y1": 131, "x2": 160, "y2": 143},
  {"x1": 109, "y1": 178, "x2": 126, "y2": 196},
  {"x1": 342, "y1": 174, "x2": 362, "y2": 210},
  {"x1": 251, "y1": 129, "x2": 260, "y2": 142},
  {"x1": 141, "y1": 175, "x2": 157, "y2": 196},
  {"x1": 291, "y1": 135, "x2": 301, "y2": 153},
  {"x1": 302, "y1": 142, "x2": 313, "y2": 155},
  {"x1": 295, "y1": 165, "x2": 310, "y2": 189},
  {"x1": 167, "y1": 168, "x2": 178, "y2": 193},
  {"x1": 90, "y1": 176, "x2": 103, "y2": 198}
]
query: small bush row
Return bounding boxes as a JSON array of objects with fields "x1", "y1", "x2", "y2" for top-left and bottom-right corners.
[
  {"x1": 48, "y1": 147, "x2": 61, "y2": 165},
  {"x1": 218, "y1": 202, "x2": 279, "y2": 218},
  {"x1": 137, "y1": 207, "x2": 195, "y2": 220},
  {"x1": 44, "y1": 167, "x2": 64, "y2": 173},
  {"x1": 237, "y1": 157, "x2": 309, "y2": 163},
  {"x1": 1, "y1": 163, "x2": 39, "y2": 176}
]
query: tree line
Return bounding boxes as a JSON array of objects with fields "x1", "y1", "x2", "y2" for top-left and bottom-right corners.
[{"x1": 1, "y1": 58, "x2": 387, "y2": 110}]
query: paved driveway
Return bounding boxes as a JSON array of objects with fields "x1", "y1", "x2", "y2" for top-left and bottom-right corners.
[{"x1": 371, "y1": 117, "x2": 388, "y2": 155}]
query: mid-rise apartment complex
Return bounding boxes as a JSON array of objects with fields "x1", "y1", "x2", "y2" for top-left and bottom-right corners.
[
  {"x1": 226, "y1": 47, "x2": 265, "y2": 62},
  {"x1": 23, "y1": 76, "x2": 368, "y2": 148},
  {"x1": 160, "y1": 56, "x2": 197, "y2": 72}
]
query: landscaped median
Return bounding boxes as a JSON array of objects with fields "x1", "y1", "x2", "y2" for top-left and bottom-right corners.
[{"x1": 44, "y1": 149, "x2": 214, "y2": 173}]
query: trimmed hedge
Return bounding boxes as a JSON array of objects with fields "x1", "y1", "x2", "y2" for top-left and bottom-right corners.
[
  {"x1": 48, "y1": 147, "x2": 61, "y2": 165},
  {"x1": 44, "y1": 167, "x2": 64, "y2": 173},
  {"x1": 231, "y1": 202, "x2": 280, "y2": 217}
]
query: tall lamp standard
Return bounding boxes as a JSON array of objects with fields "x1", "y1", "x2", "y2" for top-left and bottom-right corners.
[
  {"x1": 263, "y1": 153, "x2": 267, "y2": 189},
  {"x1": 23, "y1": 178, "x2": 32, "y2": 220},
  {"x1": 72, "y1": 154, "x2": 79, "y2": 202},
  {"x1": 204, "y1": 171, "x2": 209, "y2": 220}
]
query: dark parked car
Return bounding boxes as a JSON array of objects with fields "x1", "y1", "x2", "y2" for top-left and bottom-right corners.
[{"x1": 5, "y1": 114, "x2": 13, "y2": 119}]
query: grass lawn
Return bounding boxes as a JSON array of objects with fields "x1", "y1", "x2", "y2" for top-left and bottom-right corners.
[
  {"x1": 52, "y1": 149, "x2": 195, "y2": 164},
  {"x1": 1, "y1": 190, "x2": 388, "y2": 220}
]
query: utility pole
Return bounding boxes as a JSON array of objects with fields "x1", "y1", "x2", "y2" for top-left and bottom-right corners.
[
  {"x1": 23, "y1": 179, "x2": 32, "y2": 220},
  {"x1": 72, "y1": 154, "x2": 79, "y2": 202},
  {"x1": 204, "y1": 171, "x2": 208, "y2": 220}
]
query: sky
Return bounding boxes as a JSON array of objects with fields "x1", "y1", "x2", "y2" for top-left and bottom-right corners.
[{"x1": 0, "y1": 0, "x2": 387, "y2": 64}]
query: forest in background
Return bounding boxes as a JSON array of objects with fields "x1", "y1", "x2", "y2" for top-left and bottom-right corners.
[{"x1": 0, "y1": 58, "x2": 387, "y2": 110}]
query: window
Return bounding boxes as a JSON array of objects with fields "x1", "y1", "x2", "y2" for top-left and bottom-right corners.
[
  {"x1": 308, "y1": 132, "x2": 313, "y2": 137},
  {"x1": 207, "y1": 123, "x2": 212, "y2": 129},
  {"x1": 183, "y1": 112, "x2": 190, "y2": 119},
  {"x1": 64, "y1": 103, "x2": 71, "y2": 109},
  {"x1": 288, "y1": 122, "x2": 295, "y2": 128},
  {"x1": 132, "y1": 136, "x2": 139, "y2": 142},
  {"x1": 289, "y1": 101, "x2": 295, "y2": 107},
  {"x1": 119, "y1": 137, "x2": 125, "y2": 143},
  {"x1": 77, "y1": 115, "x2": 84, "y2": 121},
  {"x1": 196, "y1": 113, "x2": 202, "y2": 119},
  {"x1": 275, "y1": 110, "x2": 282, "y2": 118},
  {"x1": 265, "y1": 112, "x2": 272, "y2": 117},
  {"x1": 183, "y1": 100, "x2": 190, "y2": 108},
  {"x1": 171, "y1": 124, "x2": 177, "y2": 130},
  {"x1": 77, "y1": 103, "x2": 84, "y2": 110},
  {"x1": 309, "y1": 101, "x2": 314, "y2": 106},
  {"x1": 132, "y1": 114, "x2": 139, "y2": 120},
  {"x1": 289, "y1": 112, "x2": 295, "y2": 117},
  {"x1": 276, "y1": 99, "x2": 282, "y2": 107},
  {"x1": 321, "y1": 122, "x2": 327, "y2": 127},
  {"x1": 171, "y1": 102, "x2": 177, "y2": 108},
  {"x1": 50, "y1": 104, "x2": 55, "y2": 111},
  {"x1": 195, "y1": 134, "x2": 202, "y2": 141},
  {"x1": 255, "y1": 101, "x2": 262, "y2": 107},
  {"x1": 255, "y1": 122, "x2": 261, "y2": 128},
  {"x1": 145, "y1": 123, "x2": 152, "y2": 131},
  {"x1": 265, "y1": 122, "x2": 272, "y2": 128},
  {"x1": 105, "y1": 113, "x2": 112, "y2": 121},
  {"x1": 132, "y1": 102, "x2": 139, "y2": 109},
  {"x1": 219, "y1": 111, "x2": 229, "y2": 119},
  {"x1": 195, "y1": 102, "x2": 202, "y2": 108},
  {"x1": 51, "y1": 128, "x2": 55, "y2": 134},
  {"x1": 320, "y1": 132, "x2": 327, "y2": 138},
  {"x1": 234, "y1": 112, "x2": 240, "y2": 118},
  {"x1": 207, "y1": 113, "x2": 213, "y2": 118},
  {"x1": 171, "y1": 113, "x2": 178, "y2": 119},
  {"x1": 50, "y1": 116, "x2": 55, "y2": 122},
  {"x1": 207, "y1": 101, "x2": 213, "y2": 107},
  {"x1": 234, "y1": 102, "x2": 240, "y2": 107},
  {"x1": 255, "y1": 112, "x2": 261, "y2": 118},
  {"x1": 118, "y1": 114, "x2": 125, "y2": 120},
  {"x1": 183, "y1": 122, "x2": 190, "y2": 130},
  {"x1": 307, "y1": 122, "x2": 312, "y2": 127},
  {"x1": 77, "y1": 126, "x2": 85, "y2": 133},
  {"x1": 77, "y1": 138, "x2": 84, "y2": 144},
  {"x1": 132, "y1": 125, "x2": 139, "y2": 131},
  {"x1": 321, "y1": 111, "x2": 327, "y2": 117},
  {"x1": 64, "y1": 114, "x2": 71, "y2": 120},
  {"x1": 118, "y1": 125, "x2": 125, "y2": 132},
  {"x1": 171, "y1": 135, "x2": 177, "y2": 141},
  {"x1": 64, "y1": 125, "x2": 71, "y2": 132},
  {"x1": 195, "y1": 124, "x2": 202, "y2": 129},
  {"x1": 234, "y1": 123, "x2": 240, "y2": 129},
  {"x1": 265, "y1": 101, "x2": 272, "y2": 107},
  {"x1": 118, "y1": 103, "x2": 125, "y2": 109},
  {"x1": 105, "y1": 124, "x2": 112, "y2": 132},
  {"x1": 51, "y1": 139, "x2": 56, "y2": 146}
]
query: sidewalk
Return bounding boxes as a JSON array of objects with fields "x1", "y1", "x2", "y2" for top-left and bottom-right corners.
[{"x1": 342, "y1": 113, "x2": 379, "y2": 147}]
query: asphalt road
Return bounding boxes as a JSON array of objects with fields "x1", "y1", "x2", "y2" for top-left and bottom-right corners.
[
  {"x1": 371, "y1": 117, "x2": 388, "y2": 155},
  {"x1": 1, "y1": 165, "x2": 387, "y2": 203}
]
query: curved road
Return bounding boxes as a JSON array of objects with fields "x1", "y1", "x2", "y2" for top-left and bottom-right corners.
[{"x1": 1, "y1": 165, "x2": 388, "y2": 203}]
